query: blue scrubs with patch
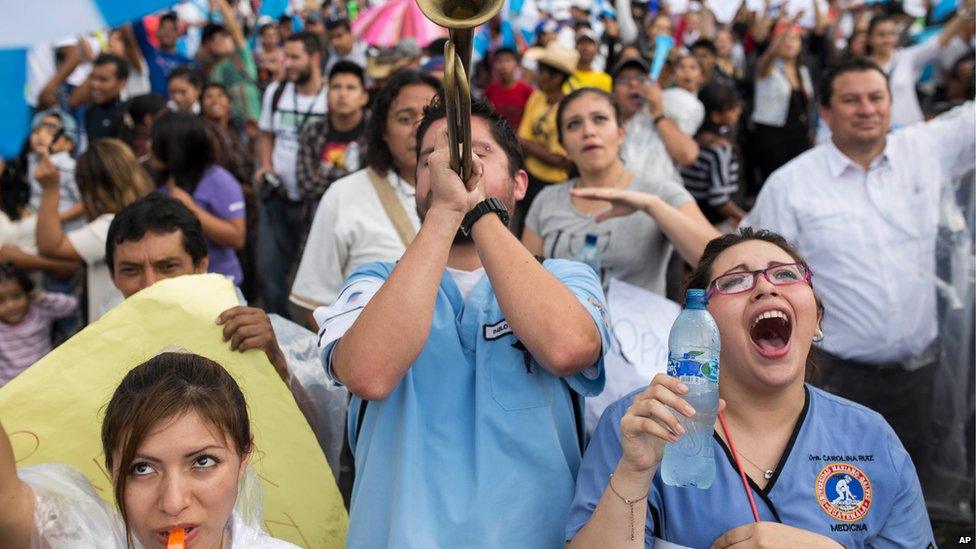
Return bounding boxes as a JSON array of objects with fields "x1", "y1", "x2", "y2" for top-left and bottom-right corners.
[
  {"x1": 325, "y1": 259, "x2": 610, "y2": 548},
  {"x1": 566, "y1": 386, "x2": 935, "y2": 548}
]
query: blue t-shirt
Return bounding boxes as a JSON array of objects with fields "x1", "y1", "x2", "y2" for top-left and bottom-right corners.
[
  {"x1": 133, "y1": 20, "x2": 196, "y2": 97},
  {"x1": 325, "y1": 259, "x2": 611, "y2": 548},
  {"x1": 566, "y1": 385, "x2": 935, "y2": 548}
]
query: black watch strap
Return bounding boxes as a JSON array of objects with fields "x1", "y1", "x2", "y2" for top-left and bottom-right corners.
[{"x1": 460, "y1": 198, "x2": 510, "y2": 236}]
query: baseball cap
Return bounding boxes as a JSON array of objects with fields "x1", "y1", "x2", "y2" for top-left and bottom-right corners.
[
  {"x1": 31, "y1": 108, "x2": 77, "y2": 142},
  {"x1": 611, "y1": 55, "x2": 650, "y2": 77}
]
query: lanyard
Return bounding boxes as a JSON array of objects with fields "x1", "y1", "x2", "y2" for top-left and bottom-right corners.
[{"x1": 294, "y1": 84, "x2": 325, "y2": 132}]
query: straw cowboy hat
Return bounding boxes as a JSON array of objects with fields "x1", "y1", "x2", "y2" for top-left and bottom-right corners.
[
  {"x1": 523, "y1": 42, "x2": 580, "y2": 76},
  {"x1": 366, "y1": 38, "x2": 421, "y2": 81}
]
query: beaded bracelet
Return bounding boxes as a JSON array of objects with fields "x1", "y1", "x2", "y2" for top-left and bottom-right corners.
[{"x1": 608, "y1": 473, "x2": 649, "y2": 541}]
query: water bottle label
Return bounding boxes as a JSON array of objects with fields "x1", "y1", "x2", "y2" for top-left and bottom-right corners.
[{"x1": 667, "y1": 350, "x2": 719, "y2": 382}]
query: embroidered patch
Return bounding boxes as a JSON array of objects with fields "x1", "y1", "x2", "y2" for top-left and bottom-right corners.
[
  {"x1": 483, "y1": 319, "x2": 513, "y2": 340},
  {"x1": 815, "y1": 463, "x2": 873, "y2": 523}
]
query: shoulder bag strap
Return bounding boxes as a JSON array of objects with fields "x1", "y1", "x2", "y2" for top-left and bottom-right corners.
[{"x1": 366, "y1": 167, "x2": 416, "y2": 248}]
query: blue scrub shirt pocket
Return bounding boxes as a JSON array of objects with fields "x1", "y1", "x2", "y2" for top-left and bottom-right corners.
[{"x1": 489, "y1": 342, "x2": 554, "y2": 411}]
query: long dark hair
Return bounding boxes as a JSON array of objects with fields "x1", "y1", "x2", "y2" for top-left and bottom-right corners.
[
  {"x1": 684, "y1": 228, "x2": 824, "y2": 380},
  {"x1": 364, "y1": 70, "x2": 442, "y2": 176},
  {"x1": 555, "y1": 87, "x2": 623, "y2": 145},
  {"x1": 865, "y1": 14, "x2": 897, "y2": 56},
  {"x1": 151, "y1": 111, "x2": 214, "y2": 193},
  {"x1": 102, "y1": 352, "x2": 252, "y2": 547},
  {"x1": 555, "y1": 88, "x2": 624, "y2": 179},
  {"x1": 0, "y1": 152, "x2": 30, "y2": 221}
]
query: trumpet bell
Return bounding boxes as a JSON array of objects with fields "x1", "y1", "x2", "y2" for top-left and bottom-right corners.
[{"x1": 415, "y1": 0, "x2": 505, "y2": 29}]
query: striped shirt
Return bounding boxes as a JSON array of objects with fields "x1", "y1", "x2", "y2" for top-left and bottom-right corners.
[
  {"x1": 0, "y1": 292, "x2": 78, "y2": 387},
  {"x1": 680, "y1": 142, "x2": 740, "y2": 223}
]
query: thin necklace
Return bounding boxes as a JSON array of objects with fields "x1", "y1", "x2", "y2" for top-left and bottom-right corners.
[
  {"x1": 738, "y1": 451, "x2": 775, "y2": 480},
  {"x1": 721, "y1": 416, "x2": 775, "y2": 479}
]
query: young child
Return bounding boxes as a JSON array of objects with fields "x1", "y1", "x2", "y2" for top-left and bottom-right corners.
[
  {"x1": 0, "y1": 264, "x2": 78, "y2": 387},
  {"x1": 483, "y1": 47, "x2": 535, "y2": 130},
  {"x1": 26, "y1": 109, "x2": 85, "y2": 233},
  {"x1": 680, "y1": 83, "x2": 747, "y2": 231}
]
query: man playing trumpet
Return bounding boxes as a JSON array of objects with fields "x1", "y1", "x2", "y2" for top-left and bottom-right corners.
[{"x1": 316, "y1": 99, "x2": 609, "y2": 547}]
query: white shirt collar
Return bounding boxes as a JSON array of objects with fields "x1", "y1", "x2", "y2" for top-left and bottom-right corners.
[{"x1": 824, "y1": 138, "x2": 892, "y2": 178}]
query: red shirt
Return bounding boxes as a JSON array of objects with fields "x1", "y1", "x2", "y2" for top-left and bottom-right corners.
[{"x1": 484, "y1": 80, "x2": 535, "y2": 130}]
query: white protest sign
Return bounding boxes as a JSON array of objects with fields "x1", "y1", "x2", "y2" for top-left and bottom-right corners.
[
  {"x1": 666, "y1": 0, "x2": 692, "y2": 14},
  {"x1": 707, "y1": 0, "x2": 744, "y2": 24},
  {"x1": 784, "y1": 0, "x2": 828, "y2": 28},
  {"x1": 584, "y1": 279, "x2": 681, "y2": 434}
]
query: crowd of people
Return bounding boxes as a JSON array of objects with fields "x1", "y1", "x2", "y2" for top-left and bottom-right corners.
[{"x1": 0, "y1": 0, "x2": 973, "y2": 546}]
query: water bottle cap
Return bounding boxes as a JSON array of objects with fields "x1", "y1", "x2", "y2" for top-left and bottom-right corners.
[
  {"x1": 584, "y1": 233, "x2": 598, "y2": 245},
  {"x1": 685, "y1": 288, "x2": 708, "y2": 309}
]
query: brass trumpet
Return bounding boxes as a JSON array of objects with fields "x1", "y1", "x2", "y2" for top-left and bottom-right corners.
[{"x1": 416, "y1": 0, "x2": 505, "y2": 181}]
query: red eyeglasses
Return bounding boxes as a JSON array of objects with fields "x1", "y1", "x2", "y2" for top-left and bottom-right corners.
[{"x1": 707, "y1": 263, "x2": 812, "y2": 298}]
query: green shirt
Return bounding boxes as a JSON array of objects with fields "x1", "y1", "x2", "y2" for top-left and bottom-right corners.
[{"x1": 210, "y1": 44, "x2": 261, "y2": 124}]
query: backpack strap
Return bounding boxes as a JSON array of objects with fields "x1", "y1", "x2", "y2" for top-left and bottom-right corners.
[{"x1": 269, "y1": 81, "x2": 288, "y2": 129}]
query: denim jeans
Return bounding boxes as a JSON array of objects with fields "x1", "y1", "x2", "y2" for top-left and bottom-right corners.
[{"x1": 257, "y1": 189, "x2": 307, "y2": 318}]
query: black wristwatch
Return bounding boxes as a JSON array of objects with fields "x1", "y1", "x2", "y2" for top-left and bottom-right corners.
[{"x1": 460, "y1": 198, "x2": 510, "y2": 236}]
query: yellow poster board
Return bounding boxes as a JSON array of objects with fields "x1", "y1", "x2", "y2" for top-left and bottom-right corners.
[{"x1": 0, "y1": 274, "x2": 347, "y2": 547}]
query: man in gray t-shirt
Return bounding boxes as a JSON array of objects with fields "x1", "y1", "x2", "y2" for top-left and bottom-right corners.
[{"x1": 524, "y1": 174, "x2": 693, "y2": 296}]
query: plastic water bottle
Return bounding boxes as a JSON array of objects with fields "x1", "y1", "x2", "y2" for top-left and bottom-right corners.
[
  {"x1": 575, "y1": 233, "x2": 601, "y2": 276},
  {"x1": 661, "y1": 288, "x2": 720, "y2": 489}
]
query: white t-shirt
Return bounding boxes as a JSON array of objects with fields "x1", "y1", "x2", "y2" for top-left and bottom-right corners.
[
  {"x1": 258, "y1": 81, "x2": 329, "y2": 200},
  {"x1": 884, "y1": 37, "x2": 943, "y2": 128},
  {"x1": 26, "y1": 37, "x2": 77, "y2": 108},
  {"x1": 661, "y1": 87, "x2": 705, "y2": 136},
  {"x1": 0, "y1": 212, "x2": 38, "y2": 254},
  {"x1": 65, "y1": 36, "x2": 99, "y2": 87},
  {"x1": 28, "y1": 152, "x2": 85, "y2": 233},
  {"x1": 290, "y1": 169, "x2": 419, "y2": 310},
  {"x1": 621, "y1": 89, "x2": 704, "y2": 185},
  {"x1": 66, "y1": 214, "x2": 122, "y2": 323}
]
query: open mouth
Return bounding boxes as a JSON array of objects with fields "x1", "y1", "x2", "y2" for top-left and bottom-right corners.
[
  {"x1": 749, "y1": 309, "x2": 792, "y2": 358},
  {"x1": 157, "y1": 526, "x2": 197, "y2": 546},
  {"x1": 583, "y1": 144, "x2": 602, "y2": 152}
]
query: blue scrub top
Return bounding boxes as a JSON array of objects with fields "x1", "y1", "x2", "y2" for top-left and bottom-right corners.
[
  {"x1": 567, "y1": 385, "x2": 935, "y2": 548},
  {"x1": 326, "y1": 259, "x2": 611, "y2": 548}
]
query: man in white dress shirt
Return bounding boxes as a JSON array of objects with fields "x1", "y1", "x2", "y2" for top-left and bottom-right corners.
[{"x1": 743, "y1": 57, "x2": 975, "y2": 478}]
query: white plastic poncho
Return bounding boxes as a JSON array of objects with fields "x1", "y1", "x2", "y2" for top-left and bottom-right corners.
[{"x1": 19, "y1": 463, "x2": 298, "y2": 549}]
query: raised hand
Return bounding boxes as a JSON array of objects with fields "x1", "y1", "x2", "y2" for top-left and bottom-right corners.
[
  {"x1": 33, "y1": 152, "x2": 61, "y2": 191},
  {"x1": 426, "y1": 129, "x2": 486, "y2": 216},
  {"x1": 641, "y1": 80, "x2": 664, "y2": 117},
  {"x1": 216, "y1": 306, "x2": 288, "y2": 380},
  {"x1": 570, "y1": 187, "x2": 655, "y2": 223},
  {"x1": 619, "y1": 374, "x2": 727, "y2": 475}
]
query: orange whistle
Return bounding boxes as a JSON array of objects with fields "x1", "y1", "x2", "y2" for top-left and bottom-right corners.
[{"x1": 167, "y1": 528, "x2": 186, "y2": 549}]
